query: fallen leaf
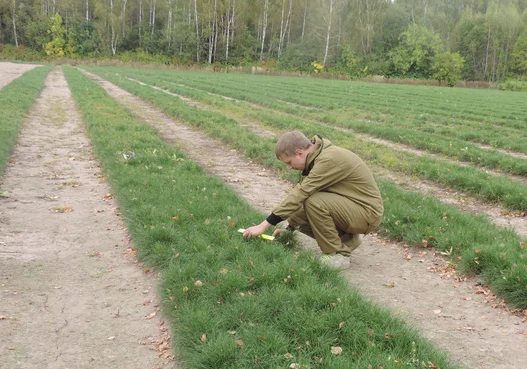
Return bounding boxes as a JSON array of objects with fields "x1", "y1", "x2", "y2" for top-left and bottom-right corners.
[
  {"x1": 7, "y1": 347, "x2": 15, "y2": 350},
  {"x1": 183, "y1": 286, "x2": 189, "y2": 293},
  {"x1": 107, "y1": 336, "x2": 115, "y2": 340},
  {"x1": 201, "y1": 334, "x2": 207, "y2": 342},
  {"x1": 385, "y1": 282, "x2": 396, "y2": 288},
  {"x1": 284, "y1": 353, "x2": 294, "y2": 359},
  {"x1": 195, "y1": 280, "x2": 203, "y2": 287},
  {"x1": 220, "y1": 268, "x2": 228, "y2": 275},
  {"x1": 433, "y1": 309, "x2": 442, "y2": 314},
  {"x1": 54, "y1": 205, "x2": 72, "y2": 213},
  {"x1": 146, "y1": 312, "x2": 157, "y2": 319},
  {"x1": 331, "y1": 346, "x2": 343, "y2": 355},
  {"x1": 339, "y1": 321, "x2": 345, "y2": 329},
  {"x1": 228, "y1": 331, "x2": 237, "y2": 335},
  {"x1": 235, "y1": 339, "x2": 244, "y2": 347}
]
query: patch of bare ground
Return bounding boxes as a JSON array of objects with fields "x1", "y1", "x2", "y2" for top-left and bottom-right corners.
[
  {"x1": 94, "y1": 75, "x2": 527, "y2": 239},
  {"x1": 478, "y1": 143, "x2": 527, "y2": 160},
  {"x1": 0, "y1": 62, "x2": 42, "y2": 90},
  {"x1": 83, "y1": 70, "x2": 527, "y2": 369},
  {"x1": 0, "y1": 67, "x2": 177, "y2": 369},
  {"x1": 277, "y1": 99, "x2": 320, "y2": 110}
]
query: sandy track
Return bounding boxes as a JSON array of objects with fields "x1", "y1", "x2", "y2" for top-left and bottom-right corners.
[
  {"x1": 82, "y1": 69, "x2": 527, "y2": 369},
  {"x1": 0, "y1": 62, "x2": 41, "y2": 90},
  {"x1": 0, "y1": 67, "x2": 176, "y2": 369}
]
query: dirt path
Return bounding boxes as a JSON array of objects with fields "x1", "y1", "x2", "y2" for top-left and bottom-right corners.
[
  {"x1": 0, "y1": 62, "x2": 42, "y2": 90},
  {"x1": 0, "y1": 66, "x2": 177, "y2": 369},
  {"x1": 82, "y1": 69, "x2": 527, "y2": 369}
]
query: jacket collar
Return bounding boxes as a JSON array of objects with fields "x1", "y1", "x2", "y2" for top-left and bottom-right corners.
[{"x1": 302, "y1": 135, "x2": 327, "y2": 176}]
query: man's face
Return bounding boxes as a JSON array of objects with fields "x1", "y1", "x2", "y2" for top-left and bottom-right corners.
[{"x1": 279, "y1": 150, "x2": 307, "y2": 171}]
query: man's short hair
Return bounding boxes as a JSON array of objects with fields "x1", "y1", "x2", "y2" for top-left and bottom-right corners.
[{"x1": 275, "y1": 131, "x2": 312, "y2": 159}]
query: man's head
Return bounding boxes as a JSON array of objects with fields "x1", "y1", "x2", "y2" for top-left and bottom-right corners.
[{"x1": 275, "y1": 131, "x2": 314, "y2": 171}]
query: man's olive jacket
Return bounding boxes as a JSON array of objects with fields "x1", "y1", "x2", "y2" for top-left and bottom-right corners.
[{"x1": 266, "y1": 136, "x2": 384, "y2": 227}]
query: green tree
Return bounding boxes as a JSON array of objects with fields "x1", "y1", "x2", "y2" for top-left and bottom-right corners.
[
  {"x1": 68, "y1": 20, "x2": 101, "y2": 56},
  {"x1": 44, "y1": 14, "x2": 69, "y2": 57},
  {"x1": 431, "y1": 50, "x2": 465, "y2": 86},
  {"x1": 388, "y1": 24, "x2": 443, "y2": 78},
  {"x1": 511, "y1": 27, "x2": 527, "y2": 76},
  {"x1": 453, "y1": 12, "x2": 487, "y2": 80},
  {"x1": 25, "y1": 14, "x2": 49, "y2": 52}
]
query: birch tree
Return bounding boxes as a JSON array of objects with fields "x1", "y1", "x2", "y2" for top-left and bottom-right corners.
[
  {"x1": 11, "y1": 0, "x2": 18, "y2": 46},
  {"x1": 322, "y1": 0, "x2": 338, "y2": 66},
  {"x1": 278, "y1": 0, "x2": 292, "y2": 59},
  {"x1": 194, "y1": 0, "x2": 199, "y2": 61},
  {"x1": 260, "y1": 0, "x2": 269, "y2": 59}
]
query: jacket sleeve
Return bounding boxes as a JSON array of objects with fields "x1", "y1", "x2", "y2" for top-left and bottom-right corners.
[{"x1": 268, "y1": 156, "x2": 349, "y2": 223}]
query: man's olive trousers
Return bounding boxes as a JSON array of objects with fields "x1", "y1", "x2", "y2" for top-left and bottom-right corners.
[{"x1": 288, "y1": 192, "x2": 379, "y2": 256}]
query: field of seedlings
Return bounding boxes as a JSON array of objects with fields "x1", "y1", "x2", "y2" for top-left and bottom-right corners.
[{"x1": 1, "y1": 63, "x2": 526, "y2": 369}]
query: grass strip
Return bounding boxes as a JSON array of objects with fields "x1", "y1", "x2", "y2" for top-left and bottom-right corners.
[
  {"x1": 81, "y1": 66, "x2": 527, "y2": 308},
  {"x1": 63, "y1": 65, "x2": 459, "y2": 368},
  {"x1": 0, "y1": 65, "x2": 51, "y2": 177}
]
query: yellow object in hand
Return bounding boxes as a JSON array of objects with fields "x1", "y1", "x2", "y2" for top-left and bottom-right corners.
[{"x1": 238, "y1": 228, "x2": 275, "y2": 241}]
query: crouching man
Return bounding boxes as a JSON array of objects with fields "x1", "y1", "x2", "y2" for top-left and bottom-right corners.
[{"x1": 243, "y1": 131, "x2": 383, "y2": 270}]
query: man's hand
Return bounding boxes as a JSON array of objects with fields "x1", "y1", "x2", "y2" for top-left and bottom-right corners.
[
  {"x1": 243, "y1": 221, "x2": 271, "y2": 238},
  {"x1": 272, "y1": 228, "x2": 286, "y2": 237}
]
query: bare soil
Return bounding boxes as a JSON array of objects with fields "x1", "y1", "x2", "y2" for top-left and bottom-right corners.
[
  {"x1": 82, "y1": 69, "x2": 527, "y2": 369},
  {"x1": 0, "y1": 65, "x2": 177, "y2": 369},
  {"x1": 0, "y1": 62, "x2": 41, "y2": 89}
]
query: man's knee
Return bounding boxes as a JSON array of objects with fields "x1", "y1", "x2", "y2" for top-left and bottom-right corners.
[{"x1": 304, "y1": 193, "x2": 326, "y2": 213}]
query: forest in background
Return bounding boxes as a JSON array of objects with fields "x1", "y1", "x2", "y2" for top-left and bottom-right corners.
[{"x1": 1, "y1": 0, "x2": 527, "y2": 84}]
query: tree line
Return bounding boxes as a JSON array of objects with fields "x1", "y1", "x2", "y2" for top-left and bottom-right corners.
[{"x1": 1, "y1": 0, "x2": 527, "y2": 83}]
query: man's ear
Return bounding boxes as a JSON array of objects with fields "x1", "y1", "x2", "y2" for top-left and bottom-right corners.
[{"x1": 295, "y1": 149, "x2": 304, "y2": 157}]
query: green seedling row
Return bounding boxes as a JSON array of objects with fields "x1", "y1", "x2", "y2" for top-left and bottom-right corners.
[
  {"x1": 86, "y1": 66, "x2": 527, "y2": 214},
  {"x1": 112, "y1": 67, "x2": 527, "y2": 159},
  {"x1": 82, "y1": 66, "x2": 527, "y2": 308},
  {"x1": 0, "y1": 65, "x2": 52, "y2": 177},
  {"x1": 149, "y1": 70, "x2": 527, "y2": 128},
  {"x1": 63, "y1": 65, "x2": 458, "y2": 369}
]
